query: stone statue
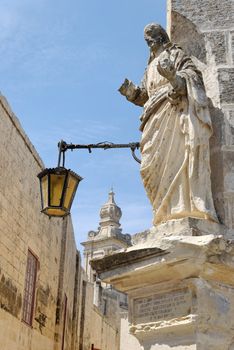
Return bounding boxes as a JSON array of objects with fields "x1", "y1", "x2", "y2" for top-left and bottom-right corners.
[{"x1": 119, "y1": 23, "x2": 218, "y2": 225}]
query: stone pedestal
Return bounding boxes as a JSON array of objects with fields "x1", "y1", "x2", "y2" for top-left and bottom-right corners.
[{"x1": 91, "y1": 220, "x2": 234, "y2": 350}]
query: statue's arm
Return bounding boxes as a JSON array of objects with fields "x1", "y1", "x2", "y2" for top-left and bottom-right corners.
[{"x1": 118, "y1": 78, "x2": 149, "y2": 107}]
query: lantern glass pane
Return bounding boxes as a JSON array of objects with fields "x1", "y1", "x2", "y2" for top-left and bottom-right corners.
[
  {"x1": 50, "y1": 174, "x2": 66, "y2": 207},
  {"x1": 64, "y1": 174, "x2": 78, "y2": 209},
  {"x1": 45, "y1": 208, "x2": 67, "y2": 216},
  {"x1": 41, "y1": 175, "x2": 48, "y2": 209}
]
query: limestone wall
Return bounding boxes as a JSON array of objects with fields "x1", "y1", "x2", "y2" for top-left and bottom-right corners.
[
  {"x1": 0, "y1": 94, "x2": 64, "y2": 349},
  {"x1": 167, "y1": 0, "x2": 234, "y2": 230},
  {"x1": 0, "y1": 94, "x2": 83, "y2": 349},
  {"x1": 80, "y1": 281, "x2": 120, "y2": 350},
  {"x1": 0, "y1": 95, "x2": 120, "y2": 350},
  {"x1": 53, "y1": 218, "x2": 81, "y2": 350},
  {"x1": 120, "y1": 312, "x2": 141, "y2": 350}
]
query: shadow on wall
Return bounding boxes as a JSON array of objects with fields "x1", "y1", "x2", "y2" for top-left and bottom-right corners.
[
  {"x1": 170, "y1": 11, "x2": 226, "y2": 225},
  {"x1": 170, "y1": 11, "x2": 207, "y2": 63}
]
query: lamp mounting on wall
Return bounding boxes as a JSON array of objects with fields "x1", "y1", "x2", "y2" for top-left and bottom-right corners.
[{"x1": 37, "y1": 140, "x2": 140, "y2": 218}]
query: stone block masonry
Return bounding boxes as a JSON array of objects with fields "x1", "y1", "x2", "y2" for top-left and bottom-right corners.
[
  {"x1": 168, "y1": 0, "x2": 234, "y2": 230},
  {"x1": 0, "y1": 94, "x2": 120, "y2": 350},
  {"x1": 218, "y1": 68, "x2": 234, "y2": 104},
  {"x1": 170, "y1": 0, "x2": 234, "y2": 31},
  {"x1": 0, "y1": 94, "x2": 73, "y2": 349}
]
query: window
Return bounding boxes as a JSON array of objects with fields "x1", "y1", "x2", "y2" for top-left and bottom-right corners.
[{"x1": 22, "y1": 250, "x2": 38, "y2": 326}]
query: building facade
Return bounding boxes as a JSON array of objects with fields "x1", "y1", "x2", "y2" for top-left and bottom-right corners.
[
  {"x1": 0, "y1": 95, "x2": 121, "y2": 350},
  {"x1": 82, "y1": 190, "x2": 142, "y2": 350}
]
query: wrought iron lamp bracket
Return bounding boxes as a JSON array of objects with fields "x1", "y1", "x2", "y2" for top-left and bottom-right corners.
[{"x1": 57, "y1": 140, "x2": 141, "y2": 167}]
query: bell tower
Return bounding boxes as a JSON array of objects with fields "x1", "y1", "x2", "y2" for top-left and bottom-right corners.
[{"x1": 81, "y1": 189, "x2": 131, "y2": 282}]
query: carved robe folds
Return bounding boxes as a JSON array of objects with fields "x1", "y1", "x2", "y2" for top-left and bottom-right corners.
[{"x1": 140, "y1": 44, "x2": 218, "y2": 225}]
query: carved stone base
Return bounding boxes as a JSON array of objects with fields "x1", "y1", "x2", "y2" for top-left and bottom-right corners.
[
  {"x1": 128, "y1": 277, "x2": 234, "y2": 350},
  {"x1": 132, "y1": 218, "x2": 233, "y2": 246},
  {"x1": 91, "y1": 220, "x2": 234, "y2": 350}
]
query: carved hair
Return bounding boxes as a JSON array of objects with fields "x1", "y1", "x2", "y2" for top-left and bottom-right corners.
[{"x1": 144, "y1": 23, "x2": 170, "y2": 44}]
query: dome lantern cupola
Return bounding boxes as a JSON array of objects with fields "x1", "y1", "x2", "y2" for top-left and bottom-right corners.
[
  {"x1": 99, "y1": 189, "x2": 122, "y2": 229},
  {"x1": 86, "y1": 189, "x2": 131, "y2": 245}
]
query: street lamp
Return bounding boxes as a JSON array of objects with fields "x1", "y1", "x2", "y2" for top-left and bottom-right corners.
[
  {"x1": 37, "y1": 141, "x2": 83, "y2": 217},
  {"x1": 38, "y1": 140, "x2": 140, "y2": 218}
]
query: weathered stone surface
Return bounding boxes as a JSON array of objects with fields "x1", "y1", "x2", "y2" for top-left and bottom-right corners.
[
  {"x1": 0, "y1": 95, "x2": 120, "y2": 350},
  {"x1": 218, "y1": 68, "x2": 234, "y2": 105},
  {"x1": 231, "y1": 31, "x2": 234, "y2": 63},
  {"x1": 0, "y1": 273, "x2": 22, "y2": 317},
  {"x1": 223, "y1": 150, "x2": 234, "y2": 192},
  {"x1": 93, "y1": 2, "x2": 234, "y2": 350},
  {"x1": 120, "y1": 312, "x2": 143, "y2": 350},
  {"x1": 205, "y1": 31, "x2": 228, "y2": 65},
  {"x1": 225, "y1": 110, "x2": 234, "y2": 146},
  {"x1": 93, "y1": 230, "x2": 234, "y2": 350},
  {"x1": 91, "y1": 247, "x2": 166, "y2": 276},
  {"x1": 223, "y1": 192, "x2": 234, "y2": 230},
  {"x1": 169, "y1": 0, "x2": 234, "y2": 231},
  {"x1": 170, "y1": 0, "x2": 234, "y2": 30},
  {"x1": 80, "y1": 281, "x2": 120, "y2": 350},
  {"x1": 120, "y1": 23, "x2": 218, "y2": 226},
  {"x1": 133, "y1": 288, "x2": 192, "y2": 324},
  {"x1": 0, "y1": 95, "x2": 65, "y2": 347},
  {"x1": 169, "y1": 11, "x2": 207, "y2": 62}
]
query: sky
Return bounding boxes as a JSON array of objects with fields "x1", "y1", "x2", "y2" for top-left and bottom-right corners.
[{"x1": 0, "y1": 0, "x2": 167, "y2": 253}]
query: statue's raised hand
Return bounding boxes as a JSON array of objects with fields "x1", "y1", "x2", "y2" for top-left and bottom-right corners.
[
  {"x1": 157, "y1": 54, "x2": 176, "y2": 82},
  {"x1": 119, "y1": 79, "x2": 138, "y2": 99},
  {"x1": 157, "y1": 52, "x2": 186, "y2": 98}
]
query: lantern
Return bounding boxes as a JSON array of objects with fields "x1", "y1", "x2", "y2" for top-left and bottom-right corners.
[{"x1": 37, "y1": 167, "x2": 83, "y2": 217}]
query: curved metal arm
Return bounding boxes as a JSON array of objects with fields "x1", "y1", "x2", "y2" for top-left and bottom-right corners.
[{"x1": 131, "y1": 147, "x2": 141, "y2": 164}]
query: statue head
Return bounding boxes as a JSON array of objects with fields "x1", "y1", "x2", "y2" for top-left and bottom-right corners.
[{"x1": 144, "y1": 23, "x2": 170, "y2": 53}]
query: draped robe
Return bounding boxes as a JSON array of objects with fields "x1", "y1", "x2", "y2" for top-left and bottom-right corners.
[{"x1": 140, "y1": 44, "x2": 218, "y2": 225}]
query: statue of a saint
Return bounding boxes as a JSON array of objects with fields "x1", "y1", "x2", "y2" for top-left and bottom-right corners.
[{"x1": 119, "y1": 23, "x2": 218, "y2": 225}]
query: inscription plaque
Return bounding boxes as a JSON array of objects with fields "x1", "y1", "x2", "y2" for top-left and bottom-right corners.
[{"x1": 133, "y1": 288, "x2": 192, "y2": 324}]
